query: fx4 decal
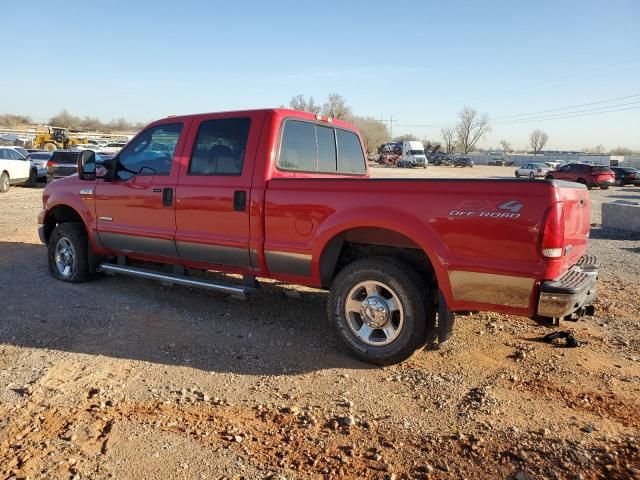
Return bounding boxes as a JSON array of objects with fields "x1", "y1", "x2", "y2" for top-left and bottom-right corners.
[{"x1": 448, "y1": 199, "x2": 524, "y2": 219}]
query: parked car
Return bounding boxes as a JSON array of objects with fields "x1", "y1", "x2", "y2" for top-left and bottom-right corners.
[
  {"x1": 545, "y1": 163, "x2": 615, "y2": 189},
  {"x1": 0, "y1": 146, "x2": 38, "y2": 192},
  {"x1": 544, "y1": 161, "x2": 562, "y2": 169},
  {"x1": 39, "y1": 108, "x2": 598, "y2": 365},
  {"x1": 453, "y1": 157, "x2": 473, "y2": 167},
  {"x1": 46, "y1": 150, "x2": 102, "y2": 183},
  {"x1": 515, "y1": 162, "x2": 550, "y2": 179},
  {"x1": 100, "y1": 142, "x2": 127, "y2": 155},
  {"x1": 429, "y1": 154, "x2": 453, "y2": 166},
  {"x1": 28, "y1": 151, "x2": 52, "y2": 181},
  {"x1": 611, "y1": 167, "x2": 640, "y2": 186}
]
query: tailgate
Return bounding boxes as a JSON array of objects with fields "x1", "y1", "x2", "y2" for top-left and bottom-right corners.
[{"x1": 556, "y1": 183, "x2": 591, "y2": 272}]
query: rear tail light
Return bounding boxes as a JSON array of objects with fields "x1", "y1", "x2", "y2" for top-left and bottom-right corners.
[{"x1": 541, "y1": 202, "x2": 565, "y2": 258}]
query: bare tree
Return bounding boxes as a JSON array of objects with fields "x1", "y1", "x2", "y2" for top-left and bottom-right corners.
[
  {"x1": 529, "y1": 129, "x2": 549, "y2": 155},
  {"x1": 610, "y1": 146, "x2": 634, "y2": 155},
  {"x1": 393, "y1": 134, "x2": 419, "y2": 142},
  {"x1": 322, "y1": 93, "x2": 352, "y2": 120},
  {"x1": 441, "y1": 127, "x2": 455, "y2": 154},
  {"x1": 352, "y1": 116, "x2": 391, "y2": 154},
  {"x1": 0, "y1": 114, "x2": 32, "y2": 127},
  {"x1": 289, "y1": 94, "x2": 320, "y2": 114},
  {"x1": 50, "y1": 109, "x2": 81, "y2": 129},
  {"x1": 455, "y1": 107, "x2": 490, "y2": 154},
  {"x1": 500, "y1": 140, "x2": 512, "y2": 153},
  {"x1": 582, "y1": 144, "x2": 605, "y2": 154}
]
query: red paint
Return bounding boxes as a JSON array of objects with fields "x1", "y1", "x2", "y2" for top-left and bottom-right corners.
[{"x1": 40, "y1": 108, "x2": 593, "y2": 317}]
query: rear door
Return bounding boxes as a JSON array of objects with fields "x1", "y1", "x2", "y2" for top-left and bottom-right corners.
[
  {"x1": 174, "y1": 112, "x2": 265, "y2": 271},
  {"x1": 94, "y1": 121, "x2": 190, "y2": 260}
]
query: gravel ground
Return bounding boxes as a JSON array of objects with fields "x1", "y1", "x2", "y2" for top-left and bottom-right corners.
[{"x1": 0, "y1": 183, "x2": 639, "y2": 480}]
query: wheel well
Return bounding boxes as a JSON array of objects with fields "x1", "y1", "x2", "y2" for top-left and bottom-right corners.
[
  {"x1": 320, "y1": 227, "x2": 437, "y2": 289},
  {"x1": 43, "y1": 205, "x2": 85, "y2": 244}
]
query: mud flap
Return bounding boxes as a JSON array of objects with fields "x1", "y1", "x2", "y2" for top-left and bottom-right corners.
[{"x1": 438, "y1": 290, "x2": 455, "y2": 343}]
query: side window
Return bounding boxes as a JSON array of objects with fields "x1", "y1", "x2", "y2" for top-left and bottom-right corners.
[
  {"x1": 278, "y1": 120, "x2": 364, "y2": 174},
  {"x1": 337, "y1": 129, "x2": 366, "y2": 174},
  {"x1": 117, "y1": 123, "x2": 182, "y2": 180},
  {"x1": 279, "y1": 120, "x2": 316, "y2": 171},
  {"x1": 189, "y1": 118, "x2": 251, "y2": 176}
]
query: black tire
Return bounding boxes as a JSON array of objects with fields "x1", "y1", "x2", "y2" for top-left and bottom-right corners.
[
  {"x1": 600, "y1": 186, "x2": 609, "y2": 190},
  {"x1": 328, "y1": 257, "x2": 433, "y2": 365},
  {"x1": 515, "y1": 172, "x2": 520, "y2": 178},
  {"x1": 27, "y1": 168, "x2": 37, "y2": 187},
  {"x1": 47, "y1": 223, "x2": 91, "y2": 283},
  {"x1": 0, "y1": 172, "x2": 9, "y2": 193},
  {"x1": 545, "y1": 175, "x2": 553, "y2": 180},
  {"x1": 529, "y1": 172, "x2": 535, "y2": 179}
]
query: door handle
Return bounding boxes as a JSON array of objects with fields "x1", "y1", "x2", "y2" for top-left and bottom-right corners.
[
  {"x1": 233, "y1": 190, "x2": 247, "y2": 212},
  {"x1": 162, "y1": 188, "x2": 173, "y2": 207}
]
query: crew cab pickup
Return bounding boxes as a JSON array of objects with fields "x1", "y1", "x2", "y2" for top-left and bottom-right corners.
[{"x1": 38, "y1": 109, "x2": 598, "y2": 364}]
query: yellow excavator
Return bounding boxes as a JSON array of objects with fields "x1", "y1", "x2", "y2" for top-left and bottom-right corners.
[{"x1": 32, "y1": 126, "x2": 87, "y2": 151}]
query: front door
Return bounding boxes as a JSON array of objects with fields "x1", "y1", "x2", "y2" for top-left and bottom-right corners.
[
  {"x1": 95, "y1": 121, "x2": 190, "y2": 260},
  {"x1": 174, "y1": 113, "x2": 263, "y2": 271}
]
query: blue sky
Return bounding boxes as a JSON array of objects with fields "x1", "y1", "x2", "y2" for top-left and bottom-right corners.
[{"x1": 3, "y1": 0, "x2": 639, "y2": 150}]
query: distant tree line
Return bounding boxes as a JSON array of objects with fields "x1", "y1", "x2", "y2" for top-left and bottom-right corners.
[{"x1": 0, "y1": 110, "x2": 145, "y2": 132}]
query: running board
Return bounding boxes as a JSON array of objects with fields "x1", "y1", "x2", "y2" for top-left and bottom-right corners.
[{"x1": 99, "y1": 263, "x2": 253, "y2": 297}]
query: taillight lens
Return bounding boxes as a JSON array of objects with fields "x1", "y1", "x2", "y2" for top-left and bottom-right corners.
[{"x1": 541, "y1": 202, "x2": 564, "y2": 258}]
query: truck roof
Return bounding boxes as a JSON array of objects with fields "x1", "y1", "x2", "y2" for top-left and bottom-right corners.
[{"x1": 159, "y1": 108, "x2": 358, "y2": 131}]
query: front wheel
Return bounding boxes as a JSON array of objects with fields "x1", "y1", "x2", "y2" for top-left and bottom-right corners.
[
  {"x1": 328, "y1": 257, "x2": 433, "y2": 365},
  {"x1": 27, "y1": 168, "x2": 37, "y2": 187},
  {"x1": 529, "y1": 172, "x2": 535, "y2": 179},
  {"x1": 48, "y1": 223, "x2": 91, "y2": 283},
  {"x1": 545, "y1": 175, "x2": 554, "y2": 180},
  {"x1": 600, "y1": 186, "x2": 609, "y2": 190}
]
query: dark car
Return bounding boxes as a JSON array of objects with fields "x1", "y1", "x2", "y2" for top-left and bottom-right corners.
[
  {"x1": 545, "y1": 163, "x2": 615, "y2": 189},
  {"x1": 611, "y1": 167, "x2": 640, "y2": 186},
  {"x1": 453, "y1": 157, "x2": 474, "y2": 168},
  {"x1": 46, "y1": 150, "x2": 102, "y2": 183},
  {"x1": 28, "y1": 151, "x2": 52, "y2": 181}
]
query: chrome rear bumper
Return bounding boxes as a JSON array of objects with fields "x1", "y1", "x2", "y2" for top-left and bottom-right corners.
[{"x1": 537, "y1": 256, "x2": 598, "y2": 319}]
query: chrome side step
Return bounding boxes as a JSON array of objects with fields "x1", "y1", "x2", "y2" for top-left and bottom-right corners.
[{"x1": 99, "y1": 263, "x2": 253, "y2": 297}]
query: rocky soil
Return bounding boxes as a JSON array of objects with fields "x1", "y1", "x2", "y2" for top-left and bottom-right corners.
[{"x1": 0, "y1": 186, "x2": 639, "y2": 480}]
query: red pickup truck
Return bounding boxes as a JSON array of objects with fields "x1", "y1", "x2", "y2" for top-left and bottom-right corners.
[{"x1": 38, "y1": 109, "x2": 598, "y2": 364}]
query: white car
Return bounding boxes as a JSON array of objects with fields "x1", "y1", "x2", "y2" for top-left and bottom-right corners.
[
  {"x1": 515, "y1": 162, "x2": 550, "y2": 179},
  {"x1": 100, "y1": 142, "x2": 127, "y2": 155},
  {"x1": 0, "y1": 147, "x2": 38, "y2": 193}
]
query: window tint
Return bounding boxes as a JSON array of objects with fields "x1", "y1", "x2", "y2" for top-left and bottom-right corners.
[
  {"x1": 117, "y1": 123, "x2": 182, "y2": 180},
  {"x1": 189, "y1": 118, "x2": 251, "y2": 175},
  {"x1": 337, "y1": 129, "x2": 366, "y2": 174},
  {"x1": 278, "y1": 120, "x2": 364, "y2": 174},
  {"x1": 316, "y1": 125, "x2": 336, "y2": 172},
  {"x1": 279, "y1": 120, "x2": 316, "y2": 171}
]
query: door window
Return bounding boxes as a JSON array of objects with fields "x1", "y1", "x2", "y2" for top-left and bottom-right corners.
[
  {"x1": 336, "y1": 129, "x2": 366, "y2": 174},
  {"x1": 116, "y1": 123, "x2": 182, "y2": 180},
  {"x1": 188, "y1": 118, "x2": 251, "y2": 176}
]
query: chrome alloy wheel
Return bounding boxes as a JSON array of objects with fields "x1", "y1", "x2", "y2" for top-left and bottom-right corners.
[
  {"x1": 55, "y1": 237, "x2": 76, "y2": 278},
  {"x1": 344, "y1": 280, "x2": 404, "y2": 346}
]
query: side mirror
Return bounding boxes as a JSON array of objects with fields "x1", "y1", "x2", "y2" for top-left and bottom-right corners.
[{"x1": 77, "y1": 150, "x2": 96, "y2": 181}]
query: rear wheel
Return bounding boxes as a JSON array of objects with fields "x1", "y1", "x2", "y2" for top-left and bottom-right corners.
[
  {"x1": 545, "y1": 175, "x2": 554, "y2": 180},
  {"x1": 600, "y1": 186, "x2": 609, "y2": 190},
  {"x1": 0, "y1": 172, "x2": 9, "y2": 193},
  {"x1": 328, "y1": 257, "x2": 433, "y2": 365},
  {"x1": 577, "y1": 178, "x2": 591, "y2": 189},
  {"x1": 43, "y1": 142, "x2": 57, "y2": 152},
  {"x1": 515, "y1": 172, "x2": 520, "y2": 178},
  {"x1": 47, "y1": 223, "x2": 91, "y2": 283}
]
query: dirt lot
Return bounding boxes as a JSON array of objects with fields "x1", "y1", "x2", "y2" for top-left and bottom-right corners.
[{"x1": 1, "y1": 178, "x2": 639, "y2": 480}]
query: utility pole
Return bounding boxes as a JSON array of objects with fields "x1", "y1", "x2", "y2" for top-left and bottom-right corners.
[{"x1": 379, "y1": 115, "x2": 396, "y2": 139}]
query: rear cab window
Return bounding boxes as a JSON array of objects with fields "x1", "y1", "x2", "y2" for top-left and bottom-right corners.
[{"x1": 277, "y1": 119, "x2": 366, "y2": 175}]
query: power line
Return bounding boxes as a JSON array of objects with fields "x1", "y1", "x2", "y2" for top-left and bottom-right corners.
[
  {"x1": 393, "y1": 92, "x2": 640, "y2": 129},
  {"x1": 494, "y1": 105, "x2": 640, "y2": 126},
  {"x1": 491, "y1": 93, "x2": 640, "y2": 120}
]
